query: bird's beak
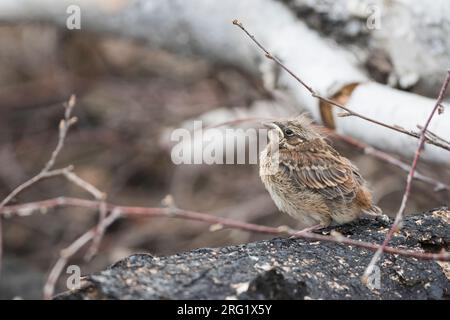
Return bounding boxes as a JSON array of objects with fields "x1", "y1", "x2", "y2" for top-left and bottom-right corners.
[{"x1": 262, "y1": 121, "x2": 284, "y2": 137}]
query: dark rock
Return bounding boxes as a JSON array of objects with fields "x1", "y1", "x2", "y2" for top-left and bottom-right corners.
[{"x1": 56, "y1": 208, "x2": 450, "y2": 300}]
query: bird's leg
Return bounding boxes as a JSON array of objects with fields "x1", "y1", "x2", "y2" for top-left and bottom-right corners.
[{"x1": 289, "y1": 224, "x2": 324, "y2": 239}]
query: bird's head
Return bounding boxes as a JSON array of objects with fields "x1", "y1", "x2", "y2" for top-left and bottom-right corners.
[{"x1": 263, "y1": 115, "x2": 321, "y2": 150}]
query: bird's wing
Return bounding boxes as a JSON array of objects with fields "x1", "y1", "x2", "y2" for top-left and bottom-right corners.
[{"x1": 279, "y1": 142, "x2": 361, "y2": 202}]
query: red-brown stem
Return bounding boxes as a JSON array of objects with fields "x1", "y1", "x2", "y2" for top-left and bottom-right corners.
[
  {"x1": 232, "y1": 20, "x2": 450, "y2": 152},
  {"x1": 2, "y1": 196, "x2": 449, "y2": 264},
  {"x1": 363, "y1": 71, "x2": 450, "y2": 278},
  {"x1": 326, "y1": 130, "x2": 450, "y2": 191},
  {"x1": 0, "y1": 96, "x2": 77, "y2": 274},
  {"x1": 43, "y1": 209, "x2": 121, "y2": 300}
]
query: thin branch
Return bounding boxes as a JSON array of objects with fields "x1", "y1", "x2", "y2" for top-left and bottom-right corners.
[
  {"x1": 2, "y1": 193, "x2": 447, "y2": 298},
  {"x1": 325, "y1": 130, "x2": 450, "y2": 192},
  {"x1": 84, "y1": 200, "x2": 108, "y2": 261},
  {"x1": 0, "y1": 94, "x2": 112, "y2": 277},
  {"x1": 2, "y1": 197, "x2": 449, "y2": 264},
  {"x1": 0, "y1": 166, "x2": 73, "y2": 211},
  {"x1": 0, "y1": 94, "x2": 77, "y2": 209},
  {"x1": 363, "y1": 71, "x2": 450, "y2": 281},
  {"x1": 41, "y1": 95, "x2": 77, "y2": 173},
  {"x1": 232, "y1": 20, "x2": 450, "y2": 152},
  {"x1": 43, "y1": 208, "x2": 122, "y2": 300},
  {"x1": 417, "y1": 125, "x2": 450, "y2": 149},
  {"x1": 63, "y1": 170, "x2": 107, "y2": 260},
  {"x1": 63, "y1": 171, "x2": 105, "y2": 200},
  {"x1": 0, "y1": 95, "x2": 77, "y2": 273}
]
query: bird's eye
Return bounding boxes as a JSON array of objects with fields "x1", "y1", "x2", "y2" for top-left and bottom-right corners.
[{"x1": 284, "y1": 128, "x2": 294, "y2": 137}]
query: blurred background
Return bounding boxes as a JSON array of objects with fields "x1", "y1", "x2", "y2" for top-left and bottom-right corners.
[{"x1": 0, "y1": 0, "x2": 449, "y2": 299}]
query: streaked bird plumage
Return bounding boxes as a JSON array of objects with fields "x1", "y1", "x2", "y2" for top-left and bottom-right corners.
[{"x1": 260, "y1": 115, "x2": 381, "y2": 228}]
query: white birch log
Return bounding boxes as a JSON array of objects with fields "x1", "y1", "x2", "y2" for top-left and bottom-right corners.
[
  {"x1": 282, "y1": 0, "x2": 450, "y2": 94},
  {"x1": 0, "y1": 0, "x2": 449, "y2": 165},
  {"x1": 336, "y1": 83, "x2": 449, "y2": 165}
]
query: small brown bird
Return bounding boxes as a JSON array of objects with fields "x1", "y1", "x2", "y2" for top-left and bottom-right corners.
[{"x1": 260, "y1": 115, "x2": 381, "y2": 232}]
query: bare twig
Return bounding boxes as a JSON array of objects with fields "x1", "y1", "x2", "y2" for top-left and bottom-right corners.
[
  {"x1": 0, "y1": 94, "x2": 112, "y2": 278},
  {"x1": 0, "y1": 95, "x2": 77, "y2": 273},
  {"x1": 0, "y1": 166, "x2": 73, "y2": 209},
  {"x1": 0, "y1": 96, "x2": 77, "y2": 210},
  {"x1": 84, "y1": 199, "x2": 108, "y2": 261},
  {"x1": 62, "y1": 169, "x2": 108, "y2": 260},
  {"x1": 325, "y1": 130, "x2": 450, "y2": 192},
  {"x1": 232, "y1": 20, "x2": 450, "y2": 152},
  {"x1": 363, "y1": 71, "x2": 450, "y2": 281},
  {"x1": 41, "y1": 95, "x2": 77, "y2": 173},
  {"x1": 417, "y1": 125, "x2": 450, "y2": 149},
  {"x1": 43, "y1": 208, "x2": 122, "y2": 299},
  {"x1": 2, "y1": 196, "x2": 449, "y2": 264},
  {"x1": 0, "y1": 94, "x2": 123, "y2": 298},
  {"x1": 63, "y1": 171, "x2": 105, "y2": 200}
]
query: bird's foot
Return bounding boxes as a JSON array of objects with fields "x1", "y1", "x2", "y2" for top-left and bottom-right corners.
[{"x1": 289, "y1": 224, "x2": 324, "y2": 239}]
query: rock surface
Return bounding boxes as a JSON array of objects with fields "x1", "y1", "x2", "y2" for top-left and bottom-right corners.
[{"x1": 57, "y1": 208, "x2": 450, "y2": 300}]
